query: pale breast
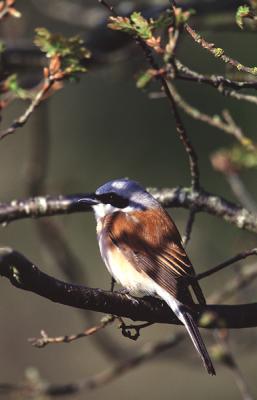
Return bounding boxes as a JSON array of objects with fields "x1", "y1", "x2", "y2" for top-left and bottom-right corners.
[{"x1": 97, "y1": 221, "x2": 157, "y2": 295}]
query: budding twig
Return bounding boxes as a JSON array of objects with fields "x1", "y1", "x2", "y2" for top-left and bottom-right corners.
[
  {"x1": 29, "y1": 315, "x2": 116, "y2": 348},
  {"x1": 0, "y1": 79, "x2": 53, "y2": 140},
  {"x1": 185, "y1": 23, "x2": 257, "y2": 78}
]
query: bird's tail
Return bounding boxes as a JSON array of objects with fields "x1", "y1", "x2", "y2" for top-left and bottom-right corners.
[
  {"x1": 156, "y1": 288, "x2": 215, "y2": 375},
  {"x1": 179, "y1": 310, "x2": 216, "y2": 376}
]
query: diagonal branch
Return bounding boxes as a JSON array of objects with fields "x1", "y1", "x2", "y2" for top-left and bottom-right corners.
[
  {"x1": 1, "y1": 247, "x2": 257, "y2": 329},
  {"x1": 197, "y1": 248, "x2": 257, "y2": 280},
  {"x1": 0, "y1": 333, "x2": 184, "y2": 397},
  {"x1": 167, "y1": 83, "x2": 255, "y2": 150},
  {"x1": 29, "y1": 315, "x2": 116, "y2": 348},
  {"x1": 0, "y1": 79, "x2": 54, "y2": 140},
  {"x1": 184, "y1": 23, "x2": 257, "y2": 78}
]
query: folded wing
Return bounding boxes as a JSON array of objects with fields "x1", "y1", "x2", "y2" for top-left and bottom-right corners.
[{"x1": 105, "y1": 208, "x2": 205, "y2": 305}]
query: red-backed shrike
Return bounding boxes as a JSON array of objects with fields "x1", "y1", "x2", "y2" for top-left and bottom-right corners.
[{"x1": 82, "y1": 178, "x2": 215, "y2": 375}]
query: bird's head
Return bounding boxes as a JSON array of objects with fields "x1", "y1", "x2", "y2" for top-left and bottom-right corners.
[{"x1": 80, "y1": 178, "x2": 160, "y2": 219}]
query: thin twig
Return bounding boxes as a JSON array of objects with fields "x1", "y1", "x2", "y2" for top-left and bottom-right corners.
[
  {"x1": 99, "y1": 0, "x2": 200, "y2": 190},
  {"x1": 26, "y1": 104, "x2": 127, "y2": 360},
  {"x1": 29, "y1": 315, "x2": 116, "y2": 348},
  {"x1": 2, "y1": 272, "x2": 257, "y2": 398},
  {"x1": 175, "y1": 61, "x2": 257, "y2": 90},
  {"x1": 185, "y1": 23, "x2": 257, "y2": 78},
  {"x1": 197, "y1": 248, "x2": 257, "y2": 280},
  {"x1": 163, "y1": 79, "x2": 200, "y2": 189},
  {"x1": 209, "y1": 262, "x2": 257, "y2": 304},
  {"x1": 0, "y1": 79, "x2": 53, "y2": 140},
  {"x1": 224, "y1": 89, "x2": 257, "y2": 106},
  {"x1": 3, "y1": 259, "x2": 256, "y2": 398},
  {"x1": 167, "y1": 83, "x2": 255, "y2": 150},
  {"x1": 174, "y1": 60, "x2": 257, "y2": 106},
  {"x1": 182, "y1": 208, "x2": 197, "y2": 246},
  {"x1": 98, "y1": 0, "x2": 117, "y2": 16},
  {"x1": 0, "y1": 334, "x2": 184, "y2": 397}
]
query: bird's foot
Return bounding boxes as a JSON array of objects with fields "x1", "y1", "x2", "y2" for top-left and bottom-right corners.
[
  {"x1": 125, "y1": 293, "x2": 140, "y2": 306},
  {"x1": 115, "y1": 288, "x2": 130, "y2": 295},
  {"x1": 115, "y1": 288, "x2": 139, "y2": 306}
]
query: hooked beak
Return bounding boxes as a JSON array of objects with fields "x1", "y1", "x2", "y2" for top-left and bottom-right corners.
[{"x1": 78, "y1": 193, "x2": 99, "y2": 207}]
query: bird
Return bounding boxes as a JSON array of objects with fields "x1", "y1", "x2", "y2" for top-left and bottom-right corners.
[{"x1": 81, "y1": 178, "x2": 215, "y2": 375}]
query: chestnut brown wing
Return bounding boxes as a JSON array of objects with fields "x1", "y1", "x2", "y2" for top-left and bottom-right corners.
[{"x1": 106, "y1": 209, "x2": 205, "y2": 304}]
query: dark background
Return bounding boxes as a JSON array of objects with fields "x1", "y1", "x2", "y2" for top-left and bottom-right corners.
[{"x1": 0, "y1": 1, "x2": 256, "y2": 399}]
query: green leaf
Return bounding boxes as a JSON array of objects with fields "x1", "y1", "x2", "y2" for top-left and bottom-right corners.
[
  {"x1": 236, "y1": 5, "x2": 251, "y2": 29},
  {"x1": 108, "y1": 12, "x2": 152, "y2": 40},
  {"x1": 5, "y1": 74, "x2": 29, "y2": 99},
  {"x1": 108, "y1": 16, "x2": 134, "y2": 33},
  {"x1": 34, "y1": 28, "x2": 91, "y2": 77},
  {"x1": 130, "y1": 12, "x2": 152, "y2": 40},
  {"x1": 136, "y1": 70, "x2": 154, "y2": 89}
]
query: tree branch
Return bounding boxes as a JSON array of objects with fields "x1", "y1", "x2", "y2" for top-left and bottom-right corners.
[
  {"x1": 100, "y1": 0, "x2": 200, "y2": 190},
  {"x1": 167, "y1": 83, "x2": 255, "y2": 150},
  {"x1": 0, "y1": 333, "x2": 184, "y2": 397},
  {"x1": 1, "y1": 186, "x2": 257, "y2": 233},
  {"x1": 184, "y1": 23, "x2": 257, "y2": 77},
  {"x1": 0, "y1": 79, "x2": 54, "y2": 140},
  {"x1": 29, "y1": 315, "x2": 116, "y2": 348},
  {"x1": 197, "y1": 248, "x2": 257, "y2": 280},
  {"x1": 1, "y1": 247, "x2": 257, "y2": 329},
  {"x1": 174, "y1": 60, "x2": 257, "y2": 106}
]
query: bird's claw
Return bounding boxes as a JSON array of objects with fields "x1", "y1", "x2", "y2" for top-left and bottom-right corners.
[
  {"x1": 115, "y1": 288, "x2": 139, "y2": 305},
  {"x1": 125, "y1": 293, "x2": 139, "y2": 306}
]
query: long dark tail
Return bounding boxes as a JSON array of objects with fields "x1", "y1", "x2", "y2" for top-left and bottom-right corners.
[{"x1": 180, "y1": 310, "x2": 216, "y2": 376}]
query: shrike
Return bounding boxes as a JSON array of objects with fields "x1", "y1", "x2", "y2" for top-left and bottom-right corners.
[{"x1": 82, "y1": 178, "x2": 215, "y2": 375}]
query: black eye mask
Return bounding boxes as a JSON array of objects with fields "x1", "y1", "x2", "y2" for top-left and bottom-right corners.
[{"x1": 95, "y1": 192, "x2": 129, "y2": 209}]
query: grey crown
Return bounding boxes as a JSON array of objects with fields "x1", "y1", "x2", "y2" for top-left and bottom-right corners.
[{"x1": 95, "y1": 178, "x2": 160, "y2": 210}]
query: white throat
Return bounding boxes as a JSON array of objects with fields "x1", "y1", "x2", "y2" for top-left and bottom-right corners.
[{"x1": 92, "y1": 203, "x2": 134, "y2": 220}]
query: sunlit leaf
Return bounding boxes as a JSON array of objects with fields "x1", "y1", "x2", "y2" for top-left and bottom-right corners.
[{"x1": 34, "y1": 28, "x2": 91, "y2": 77}]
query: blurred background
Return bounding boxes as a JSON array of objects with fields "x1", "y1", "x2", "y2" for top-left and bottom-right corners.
[{"x1": 0, "y1": 0, "x2": 257, "y2": 399}]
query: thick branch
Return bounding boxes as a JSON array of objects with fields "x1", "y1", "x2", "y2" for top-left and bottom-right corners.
[
  {"x1": 1, "y1": 248, "x2": 257, "y2": 329},
  {"x1": 0, "y1": 187, "x2": 257, "y2": 234}
]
